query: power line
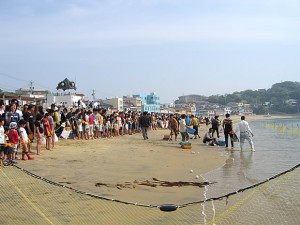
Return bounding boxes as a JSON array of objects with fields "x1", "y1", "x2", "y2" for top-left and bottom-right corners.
[
  {"x1": 0, "y1": 71, "x2": 54, "y2": 91},
  {"x1": 0, "y1": 71, "x2": 28, "y2": 83}
]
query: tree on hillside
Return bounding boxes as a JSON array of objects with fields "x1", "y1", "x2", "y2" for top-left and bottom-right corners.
[{"x1": 205, "y1": 81, "x2": 300, "y2": 114}]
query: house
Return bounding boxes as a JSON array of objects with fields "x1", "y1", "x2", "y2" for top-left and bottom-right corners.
[
  {"x1": 133, "y1": 92, "x2": 160, "y2": 113},
  {"x1": 103, "y1": 97, "x2": 123, "y2": 112},
  {"x1": 46, "y1": 93, "x2": 85, "y2": 108},
  {"x1": 0, "y1": 94, "x2": 45, "y2": 106},
  {"x1": 285, "y1": 99, "x2": 297, "y2": 106},
  {"x1": 123, "y1": 96, "x2": 142, "y2": 112}
]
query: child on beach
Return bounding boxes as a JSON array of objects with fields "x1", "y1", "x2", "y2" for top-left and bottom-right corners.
[
  {"x1": 0, "y1": 117, "x2": 4, "y2": 167},
  {"x1": 70, "y1": 112, "x2": 79, "y2": 140},
  {"x1": 92, "y1": 109, "x2": 100, "y2": 139},
  {"x1": 87, "y1": 110, "x2": 94, "y2": 139},
  {"x1": 78, "y1": 113, "x2": 83, "y2": 139},
  {"x1": 34, "y1": 114, "x2": 44, "y2": 155},
  {"x1": 19, "y1": 120, "x2": 34, "y2": 160},
  {"x1": 85, "y1": 112, "x2": 90, "y2": 140},
  {"x1": 43, "y1": 113, "x2": 52, "y2": 150},
  {"x1": 3, "y1": 126, "x2": 13, "y2": 165},
  {"x1": 113, "y1": 117, "x2": 119, "y2": 136},
  {"x1": 48, "y1": 109, "x2": 56, "y2": 149},
  {"x1": 8, "y1": 122, "x2": 19, "y2": 163},
  {"x1": 98, "y1": 111, "x2": 104, "y2": 138},
  {"x1": 126, "y1": 115, "x2": 133, "y2": 135},
  {"x1": 1, "y1": 126, "x2": 11, "y2": 166},
  {"x1": 105, "y1": 118, "x2": 111, "y2": 138},
  {"x1": 117, "y1": 114, "x2": 123, "y2": 136}
]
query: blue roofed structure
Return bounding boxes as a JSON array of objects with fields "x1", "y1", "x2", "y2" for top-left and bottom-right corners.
[{"x1": 133, "y1": 92, "x2": 160, "y2": 113}]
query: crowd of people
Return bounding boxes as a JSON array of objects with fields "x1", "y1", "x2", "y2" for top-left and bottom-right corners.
[{"x1": 0, "y1": 99, "x2": 255, "y2": 167}]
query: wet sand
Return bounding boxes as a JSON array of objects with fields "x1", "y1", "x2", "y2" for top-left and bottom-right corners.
[{"x1": 16, "y1": 115, "x2": 294, "y2": 205}]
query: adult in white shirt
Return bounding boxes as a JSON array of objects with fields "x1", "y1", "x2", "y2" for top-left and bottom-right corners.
[
  {"x1": 234, "y1": 116, "x2": 255, "y2": 151},
  {"x1": 179, "y1": 114, "x2": 189, "y2": 142},
  {"x1": 203, "y1": 128, "x2": 218, "y2": 146}
]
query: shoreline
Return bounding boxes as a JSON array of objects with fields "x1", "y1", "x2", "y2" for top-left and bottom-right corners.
[
  {"x1": 14, "y1": 114, "x2": 296, "y2": 205},
  {"x1": 16, "y1": 129, "x2": 226, "y2": 205}
]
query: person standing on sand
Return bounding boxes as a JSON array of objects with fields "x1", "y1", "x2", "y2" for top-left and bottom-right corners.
[
  {"x1": 139, "y1": 112, "x2": 150, "y2": 140},
  {"x1": 168, "y1": 114, "x2": 178, "y2": 141},
  {"x1": 23, "y1": 105, "x2": 35, "y2": 153},
  {"x1": 222, "y1": 113, "x2": 234, "y2": 149},
  {"x1": 211, "y1": 115, "x2": 220, "y2": 138},
  {"x1": 179, "y1": 114, "x2": 189, "y2": 142},
  {"x1": 205, "y1": 117, "x2": 209, "y2": 127},
  {"x1": 190, "y1": 115, "x2": 200, "y2": 139},
  {"x1": 234, "y1": 116, "x2": 255, "y2": 151}
]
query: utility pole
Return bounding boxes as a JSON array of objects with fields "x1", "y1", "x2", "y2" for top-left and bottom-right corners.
[
  {"x1": 29, "y1": 80, "x2": 34, "y2": 94},
  {"x1": 92, "y1": 89, "x2": 96, "y2": 101}
]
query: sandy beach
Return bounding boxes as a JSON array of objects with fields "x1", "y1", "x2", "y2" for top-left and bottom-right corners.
[{"x1": 15, "y1": 115, "x2": 295, "y2": 206}]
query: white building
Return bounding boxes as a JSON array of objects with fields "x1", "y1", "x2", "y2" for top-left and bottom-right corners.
[{"x1": 45, "y1": 93, "x2": 85, "y2": 108}]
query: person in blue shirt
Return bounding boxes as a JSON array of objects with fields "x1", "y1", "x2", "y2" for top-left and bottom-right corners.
[
  {"x1": 185, "y1": 115, "x2": 191, "y2": 126},
  {"x1": 5, "y1": 103, "x2": 20, "y2": 126}
]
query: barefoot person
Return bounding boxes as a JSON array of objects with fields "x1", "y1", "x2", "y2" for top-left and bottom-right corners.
[
  {"x1": 34, "y1": 114, "x2": 44, "y2": 155},
  {"x1": 19, "y1": 120, "x2": 34, "y2": 160},
  {"x1": 43, "y1": 113, "x2": 52, "y2": 150},
  {"x1": 222, "y1": 113, "x2": 234, "y2": 149},
  {"x1": 234, "y1": 116, "x2": 255, "y2": 151}
]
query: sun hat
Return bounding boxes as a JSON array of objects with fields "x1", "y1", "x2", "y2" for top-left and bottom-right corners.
[{"x1": 9, "y1": 122, "x2": 17, "y2": 129}]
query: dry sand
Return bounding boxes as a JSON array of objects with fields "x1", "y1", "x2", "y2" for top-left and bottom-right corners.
[{"x1": 16, "y1": 114, "x2": 295, "y2": 206}]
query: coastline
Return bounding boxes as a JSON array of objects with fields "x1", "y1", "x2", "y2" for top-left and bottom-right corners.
[
  {"x1": 15, "y1": 114, "x2": 297, "y2": 205},
  {"x1": 17, "y1": 128, "x2": 225, "y2": 205}
]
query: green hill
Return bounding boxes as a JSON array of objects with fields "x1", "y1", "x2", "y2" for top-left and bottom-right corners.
[{"x1": 207, "y1": 81, "x2": 300, "y2": 114}]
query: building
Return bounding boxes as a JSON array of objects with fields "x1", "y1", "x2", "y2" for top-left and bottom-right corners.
[
  {"x1": 133, "y1": 92, "x2": 160, "y2": 113},
  {"x1": 16, "y1": 88, "x2": 51, "y2": 98},
  {"x1": 197, "y1": 108, "x2": 215, "y2": 117},
  {"x1": 46, "y1": 93, "x2": 85, "y2": 108},
  {"x1": 0, "y1": 94, "x2": 45, "y2": 106},
  {"x1": 214, "y1": 107, "x2": 232, "y2": 116},
  {"x1": 123, "y1": 96, "x2": 142, "y2": 112},
  {"x1": 103, "y1": 97, "x2": 123, "y2": 112},
  {"x1": 285, "y1": 99, "x2": 298, "y2": 106}
]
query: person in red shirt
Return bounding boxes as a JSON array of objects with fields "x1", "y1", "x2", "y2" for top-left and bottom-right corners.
[
  {"x1": 43, "y1": 113, "x2": 52, "y2": 150},
  {"x1": 8, "y1": 122, "x2": 19, "y2": 163}
]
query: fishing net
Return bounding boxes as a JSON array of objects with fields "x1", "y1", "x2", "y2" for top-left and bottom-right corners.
[
  {"x1": 259, "y1": 120, "x2": 300, "y2": 136},
  {"x1": 0, "y1": 164, "x2": 299, "y2": 225}
]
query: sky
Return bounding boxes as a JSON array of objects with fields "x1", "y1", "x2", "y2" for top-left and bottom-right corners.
[{"x1": 0, "y1": 0, "x2": 300, "y2": 103}]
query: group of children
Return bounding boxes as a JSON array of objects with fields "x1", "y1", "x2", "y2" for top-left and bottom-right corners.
[
  {"x1": 0, "y1": 118, "x2": 34, "y2": 167},
  {"x1": 0, "y1": 99, "x2": 211, "y2": 167}
]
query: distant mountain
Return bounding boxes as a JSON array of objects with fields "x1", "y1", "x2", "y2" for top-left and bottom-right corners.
[{"x1": 207, "y1": 81, "x2": 300, "y2": 114}]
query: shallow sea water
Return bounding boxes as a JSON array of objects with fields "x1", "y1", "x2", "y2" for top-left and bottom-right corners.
[{"x1": 201, "y1": 117, "x2": 300, "y2": 199}]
